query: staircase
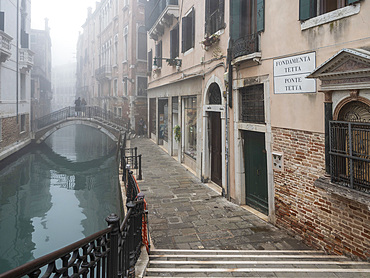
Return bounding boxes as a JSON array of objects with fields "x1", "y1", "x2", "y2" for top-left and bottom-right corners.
[{"x1": 145, "y1": 249, "x2": 370, "y2": 277}]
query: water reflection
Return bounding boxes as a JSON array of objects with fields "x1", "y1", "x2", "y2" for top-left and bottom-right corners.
[{"x1": 0, "y1": 125, "x2": 123, "y2": 274}]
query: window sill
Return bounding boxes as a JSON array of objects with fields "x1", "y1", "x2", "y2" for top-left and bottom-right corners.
[
  {"x1": 314, "y1": 176, "x2": 370, "y2": 206},
  {"x1": 301, "y1": 4, "x2": 361, "y2": 30},
  {"x1": 183, "y1": 47, "x2": 194, "y2": 56}
]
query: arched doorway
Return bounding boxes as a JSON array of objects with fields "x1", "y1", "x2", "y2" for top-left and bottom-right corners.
[{"x1": 208, "y1": 83, "x2": 222, "y2": 186}]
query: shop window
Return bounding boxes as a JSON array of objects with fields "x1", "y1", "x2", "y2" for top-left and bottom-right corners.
[
  {"x1": 170, "y1": 24, "x2": 179, "y2": 59},
  {"x1": 184, "y1": 97, "x2": 197, "y2": 159},
  {"x1": 239, "y1": 84, "x2": 264, "y2": 124},
  {"x1": 137, "y1": 26, "x2": 147, "y2": 60},
  {"x1": 181, "y1": 8, "x2": 195, "y2": 53},
  {"x1": 299, "y1": 0, "x2": 361, "y2": 21},
  {"x1": 137, "y1": 76, "x2": 147, "y2": 96},
  {"x1": 205, "y1": 0, "x2": 225, "y2": 36},
  {"x1": 158, "y1": 99, "x2": 168, "y2": 142}
]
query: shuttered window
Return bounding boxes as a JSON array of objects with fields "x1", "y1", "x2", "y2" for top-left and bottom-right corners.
[
  {"x1": 137, "y1": 26, "x2": 147, "y2": 60},
  {"x1": 170, "y1": 24, "x2": 179, "y2": 59},
  {"x1": 148, "y1": 49, "x2": 152, "y2": 72},
  {"x1": 155, "y1": 41, "x2": 162, "y2": 68},
  {"x1": 0, "y1": 12, "x2": 4, "y2": 32},
  {"x1": 181, "y1": 8, "x2": 195, "y2": 53},
  {"x1": 205, "y1": 0, "x2": 225, "y2": 36}
]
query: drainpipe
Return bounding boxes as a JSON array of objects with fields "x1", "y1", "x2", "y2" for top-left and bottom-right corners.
[
  {"x1": 16, "y1": 0, "x2": 19, "y2": 123},
  {"x1": 225, "y1": 40, "x2": 233, "y2": 201}
]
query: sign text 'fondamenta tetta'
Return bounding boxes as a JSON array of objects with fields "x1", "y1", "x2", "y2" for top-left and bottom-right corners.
[{"x1": 274, "y1": 52, "x2": 316, "y2": 94}]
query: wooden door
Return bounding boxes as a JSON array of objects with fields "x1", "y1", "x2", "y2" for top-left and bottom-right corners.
[
  {"x1": 244, "y1": 131, "x2": 268, "y2": 215},
  {"x1": 210, "y1": 112, "x2": 222, "y2": 186}
]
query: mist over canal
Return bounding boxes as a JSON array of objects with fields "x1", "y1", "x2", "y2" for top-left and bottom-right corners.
[{"x1": 0, "y1": 125, "x2": 123, "y2": 274}]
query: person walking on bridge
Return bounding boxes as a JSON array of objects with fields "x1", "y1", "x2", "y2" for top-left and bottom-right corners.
[{"x1": 74, "y1": 97, "x2": 81, "y2": 116}]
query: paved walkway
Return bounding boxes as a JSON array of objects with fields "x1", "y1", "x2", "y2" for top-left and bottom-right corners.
[{"x1": 131, "y1": 138, "x2": 310, "y2": 251}]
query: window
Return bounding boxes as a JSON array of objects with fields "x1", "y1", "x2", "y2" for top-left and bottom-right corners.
[
  {"x1": 181, "y1": 8, "x2": 195, "y2": 53},
  {"x1": 137, "y1": 76, "x2": 147, "y2": 96},
  {"x1": 184, "y1": 96, "x2": 197, "y2": 159},
  {"x1": 205, "y1": 0, "x2": 225, "y2": 36},
  {"x1": 20, "y1": 115, "x2": 26, "y2": 132},
  {"x1": 118, "y1": 107, "x2": 122, "y2": 117},
  {"x1": 239, "y1": 84, "x2": 265, "y2": 124},
  {"x1": 113, "y1": 79, "x2": 118, "y2": 96},
  {"x1": 231, "y1": 0, "x2": 264, "y2": 40},
  {"x1": 137, "y1": 26, "x2": 147, "y2": 60},
  {"x1": 148, "y1": 49, "x2": 152, "y2": 72},
  {"x1": 123, "y1": 76, "x2": 128, "y2": 96},
  {"x1": 299, "y1": 0, "x2": 361, "y2": 21},
  {"x1": 114, "y1": 34, "x2": 118, "y2": 65},
  {"x1": 123, "y1": 26, "x2": 128, "y2": 61},
  {"x1": 170, "y1": 24, "x2": 179, "y2": 59},
  {"x1": 155, "y1": 41, "x2": 162, "y2": 68},
  {"x1": 0, "y1": 12, "x2": 4, "y2": 32},
  {"x1": 20, "y1": 73, "x2": 26, "y2": 100}
]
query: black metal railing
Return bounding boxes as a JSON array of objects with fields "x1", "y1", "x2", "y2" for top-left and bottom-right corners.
[
  {"x1": 330, "y1": 121, "x2": 370, "y2": 194},
  {"x1": 33, "y1": 106, "x2": 127, "y2": 132},
  {"x1": 232, "y1": 33, "x2": 260, "y2": 60},
  {"x1": 0, "y1": 195, "x2": 145, "y2": 278},
  {"x1": 145, "y1": 0, "x2": 178, "y2": 31},
  {"x1": 121, "y1": 145, "x2": 142, "y2": 182}
]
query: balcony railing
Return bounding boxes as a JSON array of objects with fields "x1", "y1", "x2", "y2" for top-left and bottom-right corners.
[
  {"x1": 19, "y1": 48, "x2": 34, "y2": 70},
  {"x1": 232, "y1": 33, "x2": 260, "y2": 60},
  {"x1": 0, "y1": 30, "x2": 12, "y2": 63},
  {"x1": 146, "y1": 0, "x2": 179, "y2": 40},
  {"x1": 95, "y1": 65, "x2": 112, "y2": 81}
]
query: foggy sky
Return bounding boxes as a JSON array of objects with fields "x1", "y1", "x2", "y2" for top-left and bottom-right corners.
[{"x1": 31, "y1": 0, "x2": 98, "y2": 66}]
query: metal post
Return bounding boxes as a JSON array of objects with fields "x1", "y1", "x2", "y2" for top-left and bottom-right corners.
[
  {"x1": 138, "y1": 155, "x2": 142, "y2": 180},
  {"x1": 126, "y1": 202, "x2": 136, "y2": 278},
  {"x1": 134, "y1": 147, "x2": 138, "y2": 169},
  {"x1": 105, "y1": 214, "x2": 120, "y2": 278}
]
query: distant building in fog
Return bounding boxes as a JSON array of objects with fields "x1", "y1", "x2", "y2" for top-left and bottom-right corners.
[
  {"x1": 0, "y1": 0, "x2": 33, "y2": 160},
  {"x1": 30, "y1": 18, "x2": 52, "y2": 121},
  {"x1": 52, "y1": 63, "x2": 76, "y2": 111},
  {"x1": 76, "y1": 0, "x2": 148, "y2": 132}
]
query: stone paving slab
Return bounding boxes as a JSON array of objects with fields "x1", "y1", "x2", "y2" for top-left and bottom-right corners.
[{"x1": 131, "y1": 138, "x2": 310, "y2": 251}]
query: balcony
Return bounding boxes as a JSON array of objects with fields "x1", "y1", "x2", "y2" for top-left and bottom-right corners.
[
  {"x1": 19, "y1": 48, "x2": 34, "y2": 71},
  {"x1": 95, "y1": 65, "x2": 112, "y2": 81},
  {"x1": 231, "y1": 33, "x2": 261, "y2": 65},
  {"x1": 146, "y1": 0, "x2": 179, "y2": 41},
  {"x1": 0, "y1": 30, "x2": 12, "y2": 63}
]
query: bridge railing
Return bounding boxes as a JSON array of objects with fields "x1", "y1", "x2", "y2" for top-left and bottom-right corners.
[{"x1": 33, "y1": 106, "x2": 128, "y2": 132}]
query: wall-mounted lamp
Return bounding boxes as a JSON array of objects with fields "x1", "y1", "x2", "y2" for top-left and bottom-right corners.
[
  {"x1": 153, "y1": 57, "x2": 182, "y2": 68},
  {"x1": 122, "y1": 76, "x2": 135, "y2": 83}
]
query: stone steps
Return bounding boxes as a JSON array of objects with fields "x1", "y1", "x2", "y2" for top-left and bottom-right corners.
[{"x1": 144, "y1": 249, "x2": 370, "y2": 277}]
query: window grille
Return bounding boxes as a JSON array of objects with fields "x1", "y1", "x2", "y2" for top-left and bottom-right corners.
[
  {"x1": 330, "y1": 121, "x2": 370, "y2": 194},
  {"x1": 239, "y1": 84, "x2": 264, "y2": 124},
  {"x1": 209, "y1": 83, "x2": 222, "y2": 105}
]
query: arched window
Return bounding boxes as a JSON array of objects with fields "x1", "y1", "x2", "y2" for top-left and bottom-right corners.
[{"x1": 208, "y1": 83, "x2": 221, "y2": 105}]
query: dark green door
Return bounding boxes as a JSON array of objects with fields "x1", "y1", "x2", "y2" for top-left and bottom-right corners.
[{"x1": 244, "y1": 131, "x2": 268, "y2": 215}]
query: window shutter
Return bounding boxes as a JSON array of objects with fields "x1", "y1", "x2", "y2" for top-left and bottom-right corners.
[
  {"x1": 148, "y1": 50, "x2": 152, "y2": 72},
  {"x1": 347, "y1": 0, "x2": 361, "y2": 4},
  {"x1": 191, "y1": 9, "x2": 195, "y2": 48},
  {"x1": 219, "y1": 0, "x2": 225, "y2": 29},
  {"x1": 230, "y1": 0, "x2": 241, "y2": 40},
  {"x1": 299, "y1": 0, "x2": 316, "y2": 21},
  {"x1": 205, "y1": 0, "x2": 210, "y2": 35},
  {"x1": 256, "y1": 0, "x2": 264, "y2": 32},
  {"x1": 0, "y1": 12, "x2": 4, "y2": 32},
  {"x1": 181, "y1": 16, "x2": 187, "y2": 53},
  {"x1": 174, "y1": 25, "x2": 179, "y2": 58},
  {"x1": 170, "y1": 29, "x2": 174, "y2": 59}
]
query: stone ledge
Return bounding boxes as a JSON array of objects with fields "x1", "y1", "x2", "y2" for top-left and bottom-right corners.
[{"x1": 314, "y1": 176, "x2": 370, "y2": 207}]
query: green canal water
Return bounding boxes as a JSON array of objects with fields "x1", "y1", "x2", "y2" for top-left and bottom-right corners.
[{"x1": 0, "y1": 125, "x2": 123, "y2": 274}]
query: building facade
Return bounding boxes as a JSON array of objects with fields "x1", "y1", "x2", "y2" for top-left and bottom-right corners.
[
  {"x1": 0, "y1": 0, "x2": 33, "y2": 160},
  {"x1": 30, "y1": 19, "x2": 52, "y2": 121},
  {"x1": 227, "y1": 0, "x2": 369, "y2": 261},
  {"x1": 51, "y1": 63, "x2": 76, "y2": 112},
  {"x1": 76, "y1": 0, "x2": 148, "y2": 132},
  {"x1": 146, "y1": 0, "x2": 229, "y2": 190}
]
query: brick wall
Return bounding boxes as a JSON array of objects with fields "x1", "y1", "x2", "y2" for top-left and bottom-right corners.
[
  {"x1": 272, "y1": 127, "x2": 370, "y2": 261},
  {"x1": 0, "y1": 114, "x2": 30, "y2": 149}
]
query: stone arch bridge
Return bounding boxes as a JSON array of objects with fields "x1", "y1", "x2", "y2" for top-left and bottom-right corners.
[{"x1": 32, "y1": 106, "x2": 128, "y2": 144}]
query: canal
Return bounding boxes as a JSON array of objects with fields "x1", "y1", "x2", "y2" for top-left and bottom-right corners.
[{"x1": 0, "y1": 125, "x2": 124, "y2": 274}]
